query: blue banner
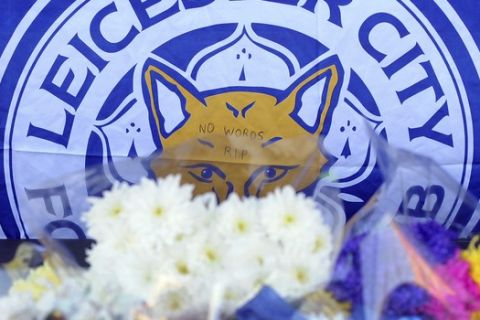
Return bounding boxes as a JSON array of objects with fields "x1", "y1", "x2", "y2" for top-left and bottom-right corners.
[{"x1": 1, "y1": 0, "x2": 480, "y2": 238}]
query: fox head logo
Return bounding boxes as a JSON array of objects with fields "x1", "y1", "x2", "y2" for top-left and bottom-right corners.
[{"x1": 142, "y1": 56, "x2": 343, "y2": 200}]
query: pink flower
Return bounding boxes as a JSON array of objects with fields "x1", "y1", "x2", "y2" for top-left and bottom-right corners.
[{"x1": 422, "y1": 251, "x2": 480, "y2": 319}]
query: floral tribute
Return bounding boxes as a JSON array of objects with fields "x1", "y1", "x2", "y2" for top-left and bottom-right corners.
[
  {"x1": 327, "y1": 221, "x2": 480, "y2": 320},
  {"x1": 2, "y1": 176, "x2": 480, "y2": 320},
  {"x1": 0, "y1": 175, "x2": 335, "y2": 319}
]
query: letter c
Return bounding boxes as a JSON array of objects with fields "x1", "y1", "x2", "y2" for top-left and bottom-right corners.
[
  {"x1": 359, "y1": 12, "x2": 410, "y2": 63},
  {"x1": 90, "y1": 2, "x2": 139, "y2": 53}
]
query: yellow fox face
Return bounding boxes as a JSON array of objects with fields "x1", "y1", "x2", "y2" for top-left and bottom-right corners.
[{"x1": 143, "y1": 56, "x2": 343, "y2": 199}]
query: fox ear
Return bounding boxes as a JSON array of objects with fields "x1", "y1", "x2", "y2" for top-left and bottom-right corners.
[
  {"x1": 142, "y1": 58, "x2": 205, "y2": 142},
  {"x1": 282, "y1": 56, "x2": 343, "y2": 135}
]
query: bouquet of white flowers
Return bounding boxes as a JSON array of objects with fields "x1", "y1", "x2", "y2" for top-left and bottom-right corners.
[
  {"x1": 84, "y1": 175, "x2": 335, "y2": 318},
  {"x1": 0, "y1": 175, "x2": 339, "y2": 319}
]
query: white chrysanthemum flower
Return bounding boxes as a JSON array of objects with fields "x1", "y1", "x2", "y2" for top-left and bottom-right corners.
[
  {"x1": 220, "y1": 283, "x2": 253, "y2": 315},
  {"x1": 231, "y1": 237, "x2": 276, "y2": 267},
  {"x1": 280, "y1": 222, "x2": 334, "y2": 263},
  {"x1": 194, "y1": 235, "x2": 227, "y2": 274},
  {"x1": 222, "y1": 234, "x2": 277, "y2": 282},
  {"x1": 259, "y1": 186, "x2": 328, "y2": 243},
  {"x1": 218, "y1": 233, "x2": 279, "y2": 313},
  {"x1": 266, "y1": 253, "x2": 330, "y2": 300},
  {"x1": 183, "y1": 278, "x2": 215, "y2": 315},
  {"x1": 115, "y1": 252, "x2": 174, "y2": 301},
  {"x1": 85, "y1": 242, "x2": 118, "y2": 283},
  {"x1": 86, "y1": 243, "x2": 159, "y2": 311},
  {"x1": 307, "y1": 224, "x2": 334, "y2": 257},
  {"x1": 83, "y1": 182, "x2": 131, "y2": 242},
  {"x1": 105, "y1": 220, "x2": 150, "y2": 254},
  {"x1": 158, "y1": 237, "x2": 204, "y2": 282},
  {"x1": 151, "y1": 287, "x2": 198, "y2": 319},
  {"x1": 180, "y1": 191, "x2": 217, "y2": 237},
  {"x1": 123, "y1": 176, "x2": 196, "y2": 245},
  {"x1": 185, "y1": 232, "x2": 231, "y2": 300},
  {"x1": 216, "y1": 195, "x2": 262, "y2": 239}
]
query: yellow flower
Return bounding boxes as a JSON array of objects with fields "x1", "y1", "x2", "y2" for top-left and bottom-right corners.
[
  {"x1": 10, "y1": 261, "x2": 61, "y2": 300},
  {"x1": 300, "y1": 290, "x2": 351, "y2": 318},
  {"x1": 461, "y1": 236, "x2": 480, "y2": 288}
]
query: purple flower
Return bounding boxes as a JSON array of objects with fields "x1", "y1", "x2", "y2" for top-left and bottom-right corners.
[
  {"x1": 382, "y1": 283, "x2": 431, "y2": 319},
  {"x1": 327, "y1": 234, "x2": 365, "y2": 305},
  {"x1": 406, "y1": 221, "x2": 457, "y2": 265}
]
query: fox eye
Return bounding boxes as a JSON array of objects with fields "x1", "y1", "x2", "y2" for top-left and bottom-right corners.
[
  {"x1": 184, "y1": 163, "x2": 225, "y2": 183},
  {"x1": 264, "y1": 167, "x2": 278, "y2": 180},
  {"x1": 245, "y1": 165, "x2": 298, "y2": 197},
  {"x1": 261, "y1": 166, "x2": 291, "y2": 183},
  {"x1": 201, "y1": 168, "x2": 213, "y2": 180}
]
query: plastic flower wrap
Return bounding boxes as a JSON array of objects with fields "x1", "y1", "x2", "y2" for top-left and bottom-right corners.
[
  {"x1": 325, "y1": 136, "x2": 480, "y2": 320},
  {"x1": 5, "y1": 132, "x2": 480, "y2": 319},
  {"x1": 1, "y1": 131, "x2": 348, "y2": 318},
  {"x1": 327, "y1": 219, "x2": 480, "y2": 320},
  {"x1": 1, "y1": 176, "x2": 343, "y2": 319},
  {"x1": 0, "y1": 240, "x2": 114, "y2": 320}
]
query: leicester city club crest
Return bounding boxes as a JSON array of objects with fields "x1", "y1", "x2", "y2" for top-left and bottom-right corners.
[{"x1": 1, "y1": 0, "x2": 480, "y2": 238}]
